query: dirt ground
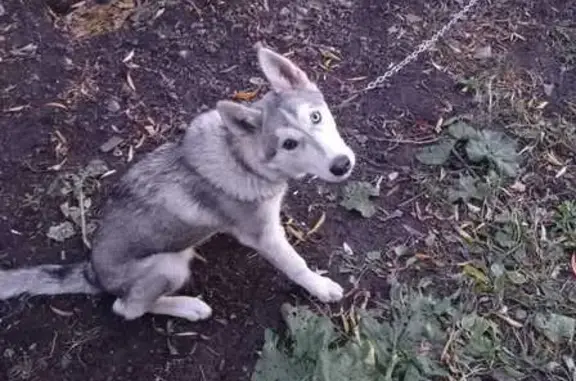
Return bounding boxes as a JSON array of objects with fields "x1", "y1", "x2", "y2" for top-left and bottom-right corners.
[{"x1": 0, "y1": 0, "x2": 574, "y2": 380}]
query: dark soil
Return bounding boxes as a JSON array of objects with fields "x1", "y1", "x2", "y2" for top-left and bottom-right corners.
[{"x1": 0, "y1": 0, "x2": 573, "y2": 380}]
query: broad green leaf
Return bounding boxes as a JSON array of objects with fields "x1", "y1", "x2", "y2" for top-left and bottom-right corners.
[
  {"x1": 281, "y1": 303, "x2": 337, "y2": 358},
  {"x1": 448, "y1": 121, "x2": 479, "y2": 140},
  {"x1": 447, "y1": 175, "x2": 489, "y2": 203},
  {"x1": 494, "y1": 229, "x2": 517, "y2": 249},
  {"x1": 462, "y1": 264, "x2": 490, "y2": 289},
  {"x1": 251, "y1": 329, "x2": 311, "y2": 381},
  {"x1": 506, "y1": 271, "x2": 527, "y2": 285},
  {"x1": 466, "y1": 130, "x2": 520, "y2": 177},
  {"x1": 340, "y1": 181, "x2": 380, "y2": 218},
  {"x1": 534, "y1": 312, "x2": 576, "y2": 343},
  {"x1": 415, "y1": 137, "x2": 456, "y2": 166}
]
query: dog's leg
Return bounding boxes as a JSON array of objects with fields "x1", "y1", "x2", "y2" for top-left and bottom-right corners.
[
  {"x1": 235, "y1": 223, "x2": 344, "y2": 303},
  {"x1": 111, "y1": 251, "x2": 212, "y2": 322},
  {"x1": 148, "y1": 295, "x2": 212, "y2": 321}
]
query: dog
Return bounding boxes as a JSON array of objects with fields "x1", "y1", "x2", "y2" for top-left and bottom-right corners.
[{"x1": 0, "y1": 44, "x2": 356, "y2": 322}]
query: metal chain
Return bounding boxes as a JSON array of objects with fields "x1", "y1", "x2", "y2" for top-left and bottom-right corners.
[{"x1": 364, "y1": 0, "x2": 481, "y2": 91}]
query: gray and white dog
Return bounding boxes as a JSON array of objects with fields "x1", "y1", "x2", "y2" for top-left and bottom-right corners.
[{"x1": 0, "y1": 44, "x2": 356, "y2": 322}]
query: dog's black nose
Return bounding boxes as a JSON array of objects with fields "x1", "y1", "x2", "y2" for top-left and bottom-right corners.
[{"x1": 329, "y1": 155, "x2": 352, "y2": 177}]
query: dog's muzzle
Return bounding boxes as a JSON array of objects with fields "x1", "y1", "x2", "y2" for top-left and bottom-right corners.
[{"x1": 329, "y1": 155, "x2": 352, "y2": 177}]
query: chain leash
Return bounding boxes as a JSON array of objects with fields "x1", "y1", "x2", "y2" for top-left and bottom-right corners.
[{"x1": 363, "y1": 0, "x2": 482, "y2": 91}]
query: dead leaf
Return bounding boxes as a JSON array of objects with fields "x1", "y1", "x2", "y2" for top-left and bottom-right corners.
[
  {"x1": 232, "y1": 89, "x2": 259, "y2": 101},
  {"x1": 4, "y1": 105, "x2": 29, "y2": 113},
  {"x1": 44, "y1": 102, "x2": 69, "y2": 110},
  {"x1": 307, "y1": 212, "x2": 326, "y2": 237},
  {"x1": 122, "y1": 49, "x2": 135, "y2": 63},
  {"x1": 126, "y1": 71, "x2": 136, "y2": 92},
  {"x1": 50, "y1": 305, "x2": 74, "y2": 317},
  {"x1": 555, "y1": 166, "x2": 567, "y2": 178},
  {"x1": 127, "y1": 145, "x2": 134, "y2": 163},
  {"x1": 47, "y1": 221, "x2": 76, "y2": 242},
  {"x1": 99, "y1": 136, "x2": 124, "y2": 153}
]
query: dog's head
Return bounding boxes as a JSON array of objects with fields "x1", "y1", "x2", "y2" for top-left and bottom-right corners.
[{"x1": 216, "y1": 44, "x2": 356, "y2": 183}]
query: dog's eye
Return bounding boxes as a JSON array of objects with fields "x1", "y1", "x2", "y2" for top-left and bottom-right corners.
[
  {"x1": 310, "y1": 111, "x2": 322, "y2": 124},
  {"x1": 282, "y1": 139, "x2": 299, "y2": 150}
]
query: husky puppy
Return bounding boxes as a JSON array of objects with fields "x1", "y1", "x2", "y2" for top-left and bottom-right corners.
[{"x1": 0, "y1": 44, "x2": 356, "y2": 322}]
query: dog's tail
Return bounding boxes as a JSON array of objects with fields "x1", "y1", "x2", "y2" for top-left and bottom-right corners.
[{"x1": 0, "y1": 262, "x2": 102, "y2": 300}]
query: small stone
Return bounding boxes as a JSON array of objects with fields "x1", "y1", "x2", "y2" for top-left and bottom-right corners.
[
  {"x1": 515, "y1": 309, "x2": 528, "y2": 321},
  {"x1": 3, "y1": 348, "x2": 15, "y2": 359},
  {"x1": 178, "y1": 50, "x2": 190, "y2": 59},
  {"x1": 100, "y1": 136, "x2": 124, "y2": 153}
]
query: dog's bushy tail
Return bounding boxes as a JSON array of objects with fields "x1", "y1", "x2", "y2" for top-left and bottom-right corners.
[{"x1": 0, "y1": 262, "x2": 101, "y2": 300}]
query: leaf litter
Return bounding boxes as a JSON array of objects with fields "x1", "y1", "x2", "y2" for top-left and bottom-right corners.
[{"x1": 46, "y1": 159, "x2": 110, "y2": 244}]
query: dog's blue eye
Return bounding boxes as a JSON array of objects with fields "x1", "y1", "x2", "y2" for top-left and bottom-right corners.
[
  {"x1": 282, "y1": 139, "x2": 299, "y2": 150},
  {"x1": 310, "y1": 111, "x2": 322, "y2": 124}
]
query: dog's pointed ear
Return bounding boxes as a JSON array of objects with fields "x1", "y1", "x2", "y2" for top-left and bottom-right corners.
[
  {"x1": 255, "y1": 42, "x2": 317, "y2": 93},
  {"x1": 216, "y1": 100, "x2": 263, "y2": 136}
]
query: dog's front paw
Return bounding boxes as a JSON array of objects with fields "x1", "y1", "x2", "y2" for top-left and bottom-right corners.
[{"x1": 307, "y1": 275, "x2": 344, "y2": 303}]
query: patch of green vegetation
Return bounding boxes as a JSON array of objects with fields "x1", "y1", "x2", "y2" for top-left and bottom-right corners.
[
  {"x1": 416, "y1": 119, "x2": 521, "y2": 178},
  {"x1": 251, "y1": 279, "x2": 547, "y2": 381},
  {"x1": 552, "y1": 200, "x2": 576, "y2": 250}
]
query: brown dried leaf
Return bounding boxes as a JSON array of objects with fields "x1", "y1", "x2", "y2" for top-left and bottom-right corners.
[
  {"x1": 4, "y1": 105, "x2": 29, "y2": 112},
  {"x1": 232, "y1": 89, "x2": 259, "y2": 101},
  {"x1": 126, "y1": 71, "x2": 136, "y2": 92},
  {"x1": 122, "y1": 49, "x2": 135, "y2": 63},
  {"x1": 50, "y1": 305, "x2": 74, "y2": 317},
  {"x1": 44, "y1": 102, "x2": 69, "y2": 110}
]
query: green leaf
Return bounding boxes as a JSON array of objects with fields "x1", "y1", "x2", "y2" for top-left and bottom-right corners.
[
  {"x1": 447, "y1": 175, "x2": 489, "y2": 203},
  {"x1": 494, "y1": 229, "x2": 516, "y2": 249},
  {"x1": 340, "y1": 181, "x2": 380, "y2": 218},
  {"x1": 466, "y1": 130, "x2": 520, "y2": 177},
  {"x1": 447, "y1": 121, "x2": 479, "y2": 140},
  {"x1": 506, "y1": 271, "x2": 527, "y2": 285},
  {"x1": 281, "y1": 303, "x2": 337, "y2": 358},
  {"x1": 251, "y1": 329, "x2": 311, "y2": 381},
  {"x1": 533, "y1": 312, "x2": 576, "y2": 344},
  {"x1": 415, "y1": 137, "x2": 456, "y2": 165},
  {"x1": 253, "y1": 290, "x2": 460, "y2": 381}
]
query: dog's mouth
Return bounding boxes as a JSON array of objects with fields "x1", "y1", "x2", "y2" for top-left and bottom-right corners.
[{"x1": 315, "y1": 168, "x2": 354, "y2": 183}]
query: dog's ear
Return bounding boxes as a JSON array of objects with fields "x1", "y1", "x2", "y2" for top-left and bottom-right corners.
[
  {"x1": 255, "y1": 43, "x2": 318, "y2": 93},
  {"x1": 216, "y1": 100, "x2": 263, "y2": 136}
]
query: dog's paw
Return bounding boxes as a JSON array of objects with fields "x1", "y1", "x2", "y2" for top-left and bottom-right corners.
[
  {"x1": 181, "y1": 298, "x2": 213, "y2": 321},
  {"x1": 307, "y1": 275, "x2": 344, "y2": 303}
]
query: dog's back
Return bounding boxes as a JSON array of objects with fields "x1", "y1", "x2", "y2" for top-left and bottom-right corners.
[{"x1": 0, "y1": 44, "x2": 355, "y2": 322}]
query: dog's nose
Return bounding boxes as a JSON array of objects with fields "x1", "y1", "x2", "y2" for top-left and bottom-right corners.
[{"x1": 329, "y1": 155, "x2": 352, "y2": 177}]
